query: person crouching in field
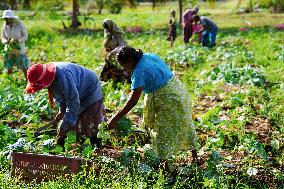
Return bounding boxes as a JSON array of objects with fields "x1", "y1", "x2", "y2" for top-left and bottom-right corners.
[
  {"x1": 100, "y1": 19, "x2": 129, "y2": 83},
  {"x1": 103, "y1": 19, "x2": 127, "y2": 60},
  {"x1": 25, "y1": 62, "x2": 106, "y2": 147},
  {"x1": 192, "y1": 23, "x2": 203, "y2": 44},
  {"x1": 1, "y1": 10, "x2": 29, "y2": 78},
  {"x1": 192, "y1": 15, "x2": 218, "y2": 47},
  {"x1": 167, "y1": 10, "x2": 177, "y2": 47},
  {"x1": 108, "y1": 46, "x2": 198, "y2": 170}
]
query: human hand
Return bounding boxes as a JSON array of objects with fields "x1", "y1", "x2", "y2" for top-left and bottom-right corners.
[
  {"x1": 106, "y1": 51, "x2": 114, "y2": 61},
  {"x1": 192, "y1": 149, "x2": 202, "y2": 165},
  {"x1": 56, "y1": 127, "x2": 68, "y2": 147},
  {"x1": 10, "y1": 39, "x2": 18, "y2": 43},
  {"x1": 106, "y1": 53, "x2": 112, "y2": 60},
  {"x1": 4, "y1": 39, "x2": 11, "y2": 44},
  {"x1": 105, "y1": 47, "x2": 111, "y2": 53}
]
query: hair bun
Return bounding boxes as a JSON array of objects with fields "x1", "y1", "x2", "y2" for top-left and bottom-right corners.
[{"x1": 116, "y1": 46, "x2": 143, "y2": 65}]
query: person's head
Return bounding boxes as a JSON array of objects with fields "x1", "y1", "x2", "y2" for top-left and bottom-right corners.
[
  {"x1": 192, "y1": 15, "x2": 200, "y2": 23},
  {"x1": 25, "y1": 63, "x2": 56, "y2": 94},
  {"x1": 192, "y1": 6, "x2": 199, "y2": 14},
  {"x1": 103, "y1": 18, "x2": 113, "y2": 32},
  {"x1": 115, "y1": 46, "x2": 143, "y2": 73},
  {"x1": 1, "y1": 10, "x2": 18, "y2": 25},
  {"x1": 103, "y1": 18, "x2": 124, "y2": 37},
  {"x1": 170, "y1": 10, "x2": 176, "y2": 17}
]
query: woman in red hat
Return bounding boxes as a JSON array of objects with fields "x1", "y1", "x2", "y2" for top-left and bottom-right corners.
[{"x1": 25, "y1": 62, "x2": 106, "y2": 147}]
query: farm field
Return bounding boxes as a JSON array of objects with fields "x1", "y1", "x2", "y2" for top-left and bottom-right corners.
[{"x1": 0, "y1": 0, "x2": 284, "y2": 188}]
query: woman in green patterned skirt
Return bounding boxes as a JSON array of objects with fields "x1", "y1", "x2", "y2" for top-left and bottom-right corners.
[
  {"x1": 108, "y1": 46, "x2": 198, "y2": 163},
  {"x1": 1, "y1": 10, "x2": 29, "y2": 77}
]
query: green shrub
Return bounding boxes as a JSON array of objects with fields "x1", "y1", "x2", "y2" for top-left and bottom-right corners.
[
  {"x1": 258, "y1": 0, "x2": 284, "y2": 11},
  {"x1": 108, "y1": 1, "x2": 122, "y2": 14},
  {"x1": 33, "y1": 0, "x2": 64, "y2": 10}
]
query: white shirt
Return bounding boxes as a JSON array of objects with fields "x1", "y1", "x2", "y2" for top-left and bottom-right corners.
[{"x1": 1, "y1": 20, "x2": 28, "y2": 54}]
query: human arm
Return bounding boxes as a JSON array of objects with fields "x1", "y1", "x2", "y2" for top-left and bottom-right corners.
[
  {"x1": 106, "y1": 47, "x2": 119, "y2": 60},
  {"x1": 17, "y1": 22, "x2": 28, "y2": 43},
  {"x1": 108, "y1": 87, "x2": 143, "y2": 129},
  {"x1": 182, "y1": 10, "x2": 193, "y2": 27},
  {"x1": 182, "y1": 10, "x2": 188, "y2": 27},
  {"x1": 59, "y1": 74, "x2": 80, "y2": 130},
  {"x1": 56, "y1": 73, "x2": 80, "y2": 145},
  {"x1": 107, "y1": 36, "x2": 127, "y2": 60},
  {"x1": 194, "y1": 27, "x2": 205, "y2": 34},
  {"x1": 103, "y1": 31, "x2": 113, "y2": 54},
  {"x1": 1, "y1": 26, "x2": 9, "y2": 44},
  {"x1": 168, "y1": 18, "x2": 174, "y2": 26},
  {"x1": 195, "y1": 19, "x2": 207, "y2": 33},
  {"x1": 104, "y1": 46, "x2": 112, "y2": 60}
]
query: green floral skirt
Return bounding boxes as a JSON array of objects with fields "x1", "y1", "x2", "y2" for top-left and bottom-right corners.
[
  {"x1": 3, "y1": 52, "x2": 30, "y2": 70},
  {"x1": 144, "y1": 77, "x2": 197, "y2": 159}
]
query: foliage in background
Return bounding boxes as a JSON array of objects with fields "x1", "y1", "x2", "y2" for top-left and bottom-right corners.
[
  {"x1": 0, "y1": 1, "x2": 284, "y2": 188},
  {"x1": 236, "y1": 0, "x2": 284, "y2": 12}
]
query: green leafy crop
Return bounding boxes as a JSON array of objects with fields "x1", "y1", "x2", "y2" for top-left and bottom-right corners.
[{"x1": 116, "y1": 116, "x2": 134, "y2": 136}]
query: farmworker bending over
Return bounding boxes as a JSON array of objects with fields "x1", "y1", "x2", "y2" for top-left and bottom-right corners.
[
  {"x1": 192, "y1": 23, "x2": 203, "y2": 43},
  {"x1": 192, "y1": 15, "x2": 218, "y2": 47},
  {"x1": 1, "y1": 10, "x2": 29, "y2": 77},
  {"x1": 103, "y1": 19, "x2": 127, "y2": 59},
  {"x1": 25, "y1": 62, "x2": 106, "y2": 147},
  {"x1": 100, "y1": 18, "x2": 129, "y2": 83},
  {"x1": 108, "y1": 46, "x2": 198, "y2": 162},
  {"x1": 182, "y1": 6, "x2": 199, "y2": 44}
]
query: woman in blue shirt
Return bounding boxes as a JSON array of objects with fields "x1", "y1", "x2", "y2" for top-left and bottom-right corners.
[
  {"x1": 25, "y1": 62, "x2": 105, "y2": 147},
  {"x1": 108, "y1": 46, "x2": 198, "y2": 162}
]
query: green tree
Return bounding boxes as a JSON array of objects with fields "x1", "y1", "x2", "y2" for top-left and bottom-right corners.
[
  {"x1": 93, "y1": 0, "x2": 105, "y2": 14},
  {"x1": 87, "y1": 0, "x2": 137, "y2": 15},
  {"x1": 22, "y1": 0, "x2": 31, "y2": 9},
  {"x1": 10, "y1": 0, "x2": 18, "y2": 9},
  {"x1": 179, "y1": 0, "x2": 183, "y2": 23},
  {"x1": 0, "y1": 0, "x2": 9, "y2": 9},
  {"x1": 152, "y1": 0, "x2": 167, "y2": 10}
]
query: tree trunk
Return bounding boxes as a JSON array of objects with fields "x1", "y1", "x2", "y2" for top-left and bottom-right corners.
[
  {"x1": 71, "y1": 0, "x2": 80, "y2": 28},
  {"x1": 152, "y1": 0, "x2": 156, "y2": 10},
  {"x1": 179, "y1": 0, "x2": 183, "y2": 24},
  {"x1": 98, "y1": 0, "x2": 103, "y2": 15},
  {"x1": 10, "y1": 0, "x2": 17, "y2": 10},
  {"x1": 23, "y1": 0, "x2": 31, "y2": 9},
  {"x1": 128, "y1": 0, "x2": 136, "y2": 8},
  {"x1": 248, "y1": 0, "x2": 253, "y2": 12}
]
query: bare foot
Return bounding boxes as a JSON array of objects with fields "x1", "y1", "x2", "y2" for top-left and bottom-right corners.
[{"x1": 192, "y1": 149, "x2": 203, "y2": 165}]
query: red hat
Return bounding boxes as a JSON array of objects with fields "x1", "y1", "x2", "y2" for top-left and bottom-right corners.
[{"x1": 25, "y1": 63, "x2": 56, "y2": 94}]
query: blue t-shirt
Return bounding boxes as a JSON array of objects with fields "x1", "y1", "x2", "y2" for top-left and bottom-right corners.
[
  {"x1": 131, "y1": 53, "x2": 173, "y2": 94},
  {"x1": 200, "y1": 16, "x2": 218, "y2": 31},
  {"x1": 49, "y1": 62, "x2": 103, "y2": 130}
]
